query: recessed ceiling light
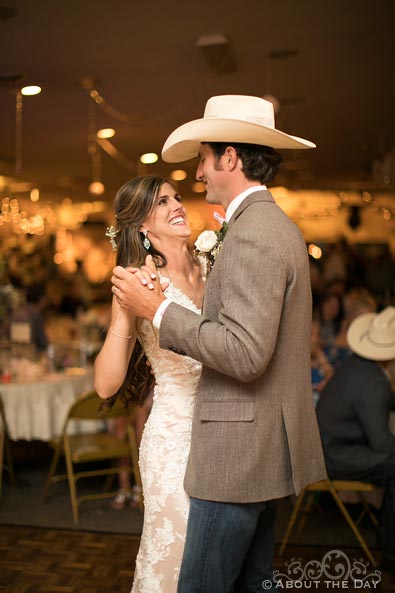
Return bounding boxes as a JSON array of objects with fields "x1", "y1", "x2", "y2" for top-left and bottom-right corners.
[
  {"x1": 170, "y1": 169, "x2": 187, "y2": 181},
  {"x1": 21, "y1": 85, "x2": 42, "y2": 96},
  {"x1": 97, "y1": 128, "x2": 115, "y2": 139},
  {"x1": 140, "y1": 153, "x2": 158, "y2": 164}
]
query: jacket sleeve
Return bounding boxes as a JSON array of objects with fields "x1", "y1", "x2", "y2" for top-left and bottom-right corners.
[{"x1": 159, "y1": 227, "x2": 289, "y2": 383}]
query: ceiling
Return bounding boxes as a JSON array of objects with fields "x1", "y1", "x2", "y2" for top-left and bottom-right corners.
[{"x1": 0, "y1": 0, "x2": 395, "y2": 207}]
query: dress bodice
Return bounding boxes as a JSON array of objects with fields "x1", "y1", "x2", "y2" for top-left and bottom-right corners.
[{"x1": 137, "y1": 278, "x2": 201, "y2": 422}]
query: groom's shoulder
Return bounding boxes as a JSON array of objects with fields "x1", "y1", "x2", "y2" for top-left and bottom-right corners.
[
  {"x1": 235, "y1": 192, "x2": 305, "y2": 243},
  {"x1": 237, "y1": 190, "x2": 291, "y2": 225},
  {"x1": 232, "y1": 190, "x2": 273, "y2": 220}
]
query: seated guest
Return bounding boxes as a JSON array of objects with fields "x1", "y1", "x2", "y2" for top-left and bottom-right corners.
[
  {"x1": 325, "y1": 295, "x2": 377, "y2": 369},
  {"x1": 316, "y1": 306, "x2": 395, "y2": 569},
  {"x1": 314, "y1": 292, "x2": 344, "y2": 353},
  {"x1": 311, "y1": 319, "x2": 334, "y2": 405}
]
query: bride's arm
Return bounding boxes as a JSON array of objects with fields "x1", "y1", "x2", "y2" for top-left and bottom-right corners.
[{"x1": 94, "y1": 296, "x2": 137, "y2": 399}]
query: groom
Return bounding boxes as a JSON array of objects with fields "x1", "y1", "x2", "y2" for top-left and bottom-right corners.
[{"x1": 112, "y1": 95, "x2": 327, "y2": 592}]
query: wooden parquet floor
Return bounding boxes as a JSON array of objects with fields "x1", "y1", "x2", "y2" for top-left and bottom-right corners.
[
  {"x1": 0, "y1": 525, "x2": 139, "y2": 593},
  {"x1": 1, "y1": 524, "x2": 394, "y2": 593}
]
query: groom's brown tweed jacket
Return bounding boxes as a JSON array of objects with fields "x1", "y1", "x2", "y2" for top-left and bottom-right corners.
[{"x1": 160, "y1": 190, "x2": 327, "y2": 502}]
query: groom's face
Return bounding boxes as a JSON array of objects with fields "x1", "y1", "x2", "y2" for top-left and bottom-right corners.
[{"x1": 196, "y1": 143, "x2": 228, "y2": 207}]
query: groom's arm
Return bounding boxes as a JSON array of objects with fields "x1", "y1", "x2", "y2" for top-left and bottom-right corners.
[{"x1": 159, "y1": 228, "x2": 290, "y2": 383}]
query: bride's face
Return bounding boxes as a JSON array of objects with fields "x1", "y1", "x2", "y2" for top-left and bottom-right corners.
[{"x1": 141, "y1": 182, "x2": 191, "y2": 248}]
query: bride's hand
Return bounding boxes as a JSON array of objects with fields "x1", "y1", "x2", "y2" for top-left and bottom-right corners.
[
  {"x1": 111, "y1": 258, "x2": 167, "y2": 320},
  {"x1": 125, "y1": 256, "x2": 169, "y2": 292},
  {"x1": 125, "y1": 260, "x2": 157, "y2": 289}
]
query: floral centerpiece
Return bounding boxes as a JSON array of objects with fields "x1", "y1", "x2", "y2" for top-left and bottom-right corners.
[{"x1": 194, "y1": 220, "x2": 228, "y2": 280}]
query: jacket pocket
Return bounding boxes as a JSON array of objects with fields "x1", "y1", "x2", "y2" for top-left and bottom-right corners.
[{"x1": 200, "y1": 401, "x2": 255, "y2": 422}]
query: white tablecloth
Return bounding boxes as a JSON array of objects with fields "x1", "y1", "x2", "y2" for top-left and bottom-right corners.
[{"x1": 0, "y1": 368, "x2": 97, "y2": 441}]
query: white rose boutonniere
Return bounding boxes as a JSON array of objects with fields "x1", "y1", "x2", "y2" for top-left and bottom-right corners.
[
  {"x1": 195, "y1": 230, "x2": 218, "y2": 253},
  {"x1": 194, "y1": 222, "x2": 228, "y2": 280}
]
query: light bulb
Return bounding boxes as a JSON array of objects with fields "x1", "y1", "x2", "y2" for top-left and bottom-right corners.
[
  {"x1": 89, "y1": 181, "x2": 105, "y2": 195},
  {"x1": 21, "y1": 85, "x2": 42, "y2": 96},
  {"x1": 97, "y1": 128, "x2": 115, "y2": 139},
  {"x1": 140, "y1": 152, "x2": 158, "y2": 164}
]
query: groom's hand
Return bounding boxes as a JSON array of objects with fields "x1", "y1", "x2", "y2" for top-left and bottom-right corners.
[{"x1": 111, "y1": 255, "x2": 167, "y2": 321}]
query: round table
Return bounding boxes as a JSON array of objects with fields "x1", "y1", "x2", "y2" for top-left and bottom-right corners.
[{"x1": 0, "y1": 368, "x2": 96, "y2": 441}]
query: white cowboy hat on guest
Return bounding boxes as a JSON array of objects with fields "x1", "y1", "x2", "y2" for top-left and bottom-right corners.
[
  {"x1": 161, "y1": 95, "x2": 316, "y2": 163},
  {"x1": 347, "y1": 306, "x2": 395, "y2": 361}
]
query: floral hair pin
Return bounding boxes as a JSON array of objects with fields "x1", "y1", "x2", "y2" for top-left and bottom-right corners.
[{"x1": 105, "y1": 225, "x2": 119, "y2": 251}]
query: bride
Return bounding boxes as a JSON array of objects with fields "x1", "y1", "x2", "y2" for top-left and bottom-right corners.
[{"x1": 94, "y1": 175, "x2": 205, "y2": 593}]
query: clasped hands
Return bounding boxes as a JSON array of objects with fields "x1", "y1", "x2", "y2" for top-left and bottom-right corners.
[{"x1": 111, "y1": 255, "x2": 168, "y2": 321}]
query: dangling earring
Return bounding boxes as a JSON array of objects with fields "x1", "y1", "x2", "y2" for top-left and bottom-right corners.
[{"x1": 143, "y1": 230, "x2": 151, "y2": 250}]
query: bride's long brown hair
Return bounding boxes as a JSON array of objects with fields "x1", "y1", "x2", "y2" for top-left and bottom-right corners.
[{"x1": 100, "y1": 175, "x2": 172, "y2": 411}]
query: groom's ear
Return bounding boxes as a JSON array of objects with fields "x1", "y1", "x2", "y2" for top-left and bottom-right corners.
[{"x1": 224, "y1": 146, "x2": 238, "y2": 171}]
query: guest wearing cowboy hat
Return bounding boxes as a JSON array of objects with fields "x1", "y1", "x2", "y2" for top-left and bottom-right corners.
[
  {"x1": 317, "y1": 306, "x2": 395, "y2": 569},
  {"x1": 111, "y1": 94, "x2": 327, "y2": 592}
]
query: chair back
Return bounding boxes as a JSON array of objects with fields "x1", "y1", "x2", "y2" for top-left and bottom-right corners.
[
  {"x1": 279, "y1": 478, "x2": 380, "y2": 567},
  {"x1": 43, "y1": 389, "x2": 142, "y2": 523}
]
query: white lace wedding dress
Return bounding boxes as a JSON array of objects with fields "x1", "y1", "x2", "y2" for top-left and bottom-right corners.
[{"x1": 131, "y1": 279, "x2": 201, "y2": 593}]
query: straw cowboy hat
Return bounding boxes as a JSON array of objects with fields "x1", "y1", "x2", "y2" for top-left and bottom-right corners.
[
  {"x1": 162, "y1": 94, "x2": 316, "y2": 162},
  {"x1": 347, "y1": 306, "x2": 395, "y2": 361}
]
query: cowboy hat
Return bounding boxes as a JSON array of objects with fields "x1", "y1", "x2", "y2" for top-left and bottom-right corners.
[
  {"x1": 347, "y1": 306, "x2": 395, "y2": 361},
  {"x1": 162, "y1": 95, "x2": 316, "y2": 162}
]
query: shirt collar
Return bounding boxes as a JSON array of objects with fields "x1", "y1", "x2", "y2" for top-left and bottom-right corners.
[{"x1": 225, "y1": 185, "x2": 267, "y2": 222}]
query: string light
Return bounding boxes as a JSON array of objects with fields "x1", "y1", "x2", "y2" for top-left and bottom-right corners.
[
  {"x1": 0, "y1": 196, "x2": 103, "y2": 234},
  {"x1": 96, "y1": 137, "x2": 136, "y2": 172},
  {"x1": 286, "y1": 190, "x2": 395, "y2": 225},
  {"x1": 358, "y1": 191, "x2": 395, "y2": 222}
]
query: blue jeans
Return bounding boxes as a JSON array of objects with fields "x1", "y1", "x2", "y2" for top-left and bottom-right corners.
[{"x1": 177, "y1": 497, "x2": 277, "y2": 593}]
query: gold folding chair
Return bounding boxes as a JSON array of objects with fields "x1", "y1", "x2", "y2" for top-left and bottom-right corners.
[
  {"x1": 43, "y1": 390, "x2": 142, "y2": 524},
  {"x1": 279, "y1": 479, "x2": 379, "y2": 567},
  {"x1": 0, "y1": 396, "x2": 16, "y2": 502}
]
